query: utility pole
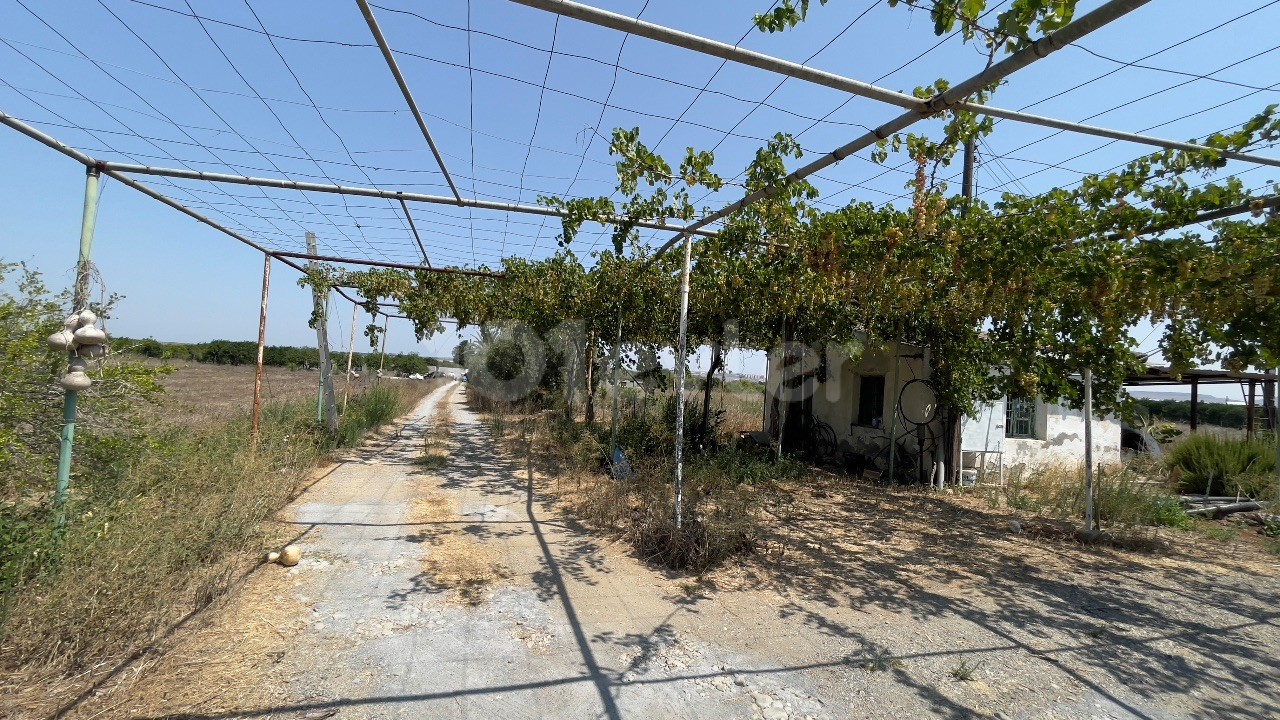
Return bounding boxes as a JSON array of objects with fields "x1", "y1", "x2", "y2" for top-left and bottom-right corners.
[
  {"x1": 54, "y1": 165, "x2": 100, "y2": 531},
  {"x1": 307, "y1": 232, "x2": 339, "y2": 432},
  {"x1": 251, "y1": 254, "x2": 271, "y2": 447}
]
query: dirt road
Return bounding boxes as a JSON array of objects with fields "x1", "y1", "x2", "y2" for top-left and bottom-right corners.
[{"x1": 57, "y1": 383, "x2": 1279, "y2": 720}]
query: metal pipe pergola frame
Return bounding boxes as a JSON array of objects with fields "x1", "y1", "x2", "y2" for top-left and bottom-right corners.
[
  {"x1": 503, "y1": 0, "x2": 1280, "y2": 255},
  {"x1": 6, "y1": 0, "x2": 1279, "y2": 517}
]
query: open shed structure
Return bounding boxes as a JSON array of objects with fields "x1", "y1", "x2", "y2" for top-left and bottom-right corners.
[{"x1": 4, "y1": 0, "x2": 1280, "y2": 523}]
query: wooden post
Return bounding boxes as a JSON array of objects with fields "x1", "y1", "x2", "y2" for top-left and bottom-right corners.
[
  {"x1": 1189, "y1": 376, "x2": 1199, "y2": 433},
  {"x1": 251, "y1": 254, "x2": 271, "y2": 447},
  {"x1": 1247, "y1": 379, "x2": 1257, "y2": 439},
  {"x1": 306, "y1": 232, "x2": 339, "y2": 432},
  {"x1": 378, "y1": 315, "x2": 389, "y2": 374},
  {"x1": 1266, "y1": 375, "x2": 1277, "y2": 431},
  {"x1": 343, "y1": 301, "x2": 357, "y2": 414}
]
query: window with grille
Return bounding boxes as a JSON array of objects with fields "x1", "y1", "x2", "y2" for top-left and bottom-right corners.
[{"x1": 1005, "y1": 397, "x2": 1038, "y2": 439}]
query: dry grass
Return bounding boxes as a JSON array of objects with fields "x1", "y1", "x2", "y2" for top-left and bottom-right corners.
[
  {"x1": 710, "y1": 388, "x2": 765, "y2": 435},
  {"x1": 414, "y1": 394, "x2": 454, "y2": 471},
  {"x1": 0, "y1": 369, "x2": 438, "y2": 718},
  {"x1": 407, "y1": 491, "x2": 511, "y2": 606},
  {"x1": 499, "y1": 395, "x2": 1279, "y2": 581},
  {"x1": 17, "y1": 557, "x2": 304, "y2": 720},
  {"x1": 506, "y1": 411, "x2": 791, "y2": 572}
]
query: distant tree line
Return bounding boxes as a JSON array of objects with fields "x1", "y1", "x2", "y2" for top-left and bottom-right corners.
[
  {"x1": 111, "y1": 336, "x2": 460, "y2": 375},
  {"x1": 1132, "y1": 397, "x2": 1254, "y2": 430}
]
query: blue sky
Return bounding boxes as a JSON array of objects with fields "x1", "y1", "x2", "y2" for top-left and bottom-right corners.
[{"x1": 1, "y1": 0, "x2": 1277, "y2": 371}]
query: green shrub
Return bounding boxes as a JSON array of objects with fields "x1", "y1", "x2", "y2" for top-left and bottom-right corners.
[{"x1": 1166, "y1": 433, "x2": 1276, "y2": 497}]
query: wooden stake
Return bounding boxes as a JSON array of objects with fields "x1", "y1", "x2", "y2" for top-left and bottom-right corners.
[
  {"x1": 306, "y1": 232, "x2": 339, "y2": 432},
  {"x1": 378, "y1": 315, "x2": 389, "y2": 374},
  {"x1": 343, "y1": 301, "x2": 357, "y2": 413},
  {"x1": 251, "y1": 254, "x2": 271, "y2": 447}
]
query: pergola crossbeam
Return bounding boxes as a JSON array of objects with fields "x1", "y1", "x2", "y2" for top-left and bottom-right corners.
[
  {"x1": 0, "y1": 109, "x2": 503, "y2": 294},
  {"x1": 355, "y1": 0, "x2": 462, "y2": 203},
  {"x1": 509, "y1": 0, "x2": 1280, "y2": 254},
  {"x1": 94, "y1": 160, "x2": 719, "y2": 238}
]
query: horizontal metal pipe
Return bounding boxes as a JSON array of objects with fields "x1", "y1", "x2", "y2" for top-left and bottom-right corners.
[
  {"x1": 643, "y1": 0, "x2": 1153, "y2": 253},
  {"x1": 0, "y1": 111, "x2": 494, "y2": 286},
  {"x1": 509, "y1": 0, "x2": 923, "y2": 111},
  {"x1": 104, "y1": 168, "x2": 310, "y2": 274},
  {"x1": 274, "y1": 250, "x2": 502, "y2": 277},
  {"x1": 0, "y1": 109, "x2": 313, "y2": 273},
  {"x1": 97, "y1": 160, "x2": 718, "y2": 238},
  {"x1": 514, "y1": 1, "x2": 1280, "y2": 253},
  {"x1": 970, "y1": 105, "x2": 1280, "y2": 168},
  {"x1": 519, "y1": 0, "x2": 1276, "y2": 170},
  {"x1": 0, "y1": 109, "x2": 97, "y2": 166},
  {"x1": 1109, "y1": 193, "x2": 1280, "y2": 241},
  {"x1": 355, "y1": 0, "x2": 462, "y2": 202}
]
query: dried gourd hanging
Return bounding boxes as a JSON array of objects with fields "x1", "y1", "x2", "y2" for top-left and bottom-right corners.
[{"x1": 60, "y1": 357, "x2": 92, "y2": 392}]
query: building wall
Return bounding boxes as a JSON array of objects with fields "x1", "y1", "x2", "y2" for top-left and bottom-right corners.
[
  {"x1": 963, "y1": 397, "x2": 1122, "y2": 471},
  {"x1": 765, "y1": 340, "x2": 940, "y2": 467},
  {"x1": 1005, "y1": 401, "x2": 1123, "y2": 468},
  {"x1": 763, "y1": 339, "x2": 1123, "y2": 473}
]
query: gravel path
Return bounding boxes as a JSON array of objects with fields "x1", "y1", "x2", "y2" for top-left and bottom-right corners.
[{"x1": 65, "y1": 383, "x2": 1279, "y2": 719}]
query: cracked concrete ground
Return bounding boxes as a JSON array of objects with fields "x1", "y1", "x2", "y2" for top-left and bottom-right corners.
[{"x1": 52, "y1": 382, "x2": 1280, "y2": 720}]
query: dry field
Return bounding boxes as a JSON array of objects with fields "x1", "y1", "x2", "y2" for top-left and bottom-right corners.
[{"x1": 150, "y1": 360, "x2": 423, "y2": 425}]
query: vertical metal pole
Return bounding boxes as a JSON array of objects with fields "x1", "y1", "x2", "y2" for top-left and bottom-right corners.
[
  {"x1": 608, "y1": 307, "x2": 624, "y2": 458},
  {"x1": 1082, "y1": 368, "x2": 1096, "y2": 533},
  {"x1": 343, "y1": 301, "x2": 357, "y2": 414},
  {"x1": 961, "y1": 138, "x2": 976, "y2": 215},
  {"x1": 673, "y1": 232, "x2": 693, "y2": 531},
  {"x1": 773, "y1": 317, "x2": 783, "y2": 458},
  {"x1": 55, "y1": 165, "x2": 100, "y2": 531},
  {"x1": 251, "y1": 254, "x2": 271, "y2": 448},
  {"x1": 887, "y1": 347, "x2": 901, "y2": 484},
  {"x1": 1272, "y1": 368, "x2": 1279, "y2": 506}
]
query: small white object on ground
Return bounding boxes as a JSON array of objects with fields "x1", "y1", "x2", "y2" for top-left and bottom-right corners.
[{"x1": 279, "y1": 544, "x2": 302, "y2": 567}]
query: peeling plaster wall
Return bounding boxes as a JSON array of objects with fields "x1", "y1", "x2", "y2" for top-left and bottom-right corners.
[{"x1": 1002, "y1": 401, "x2": 1123, "y2": 469}]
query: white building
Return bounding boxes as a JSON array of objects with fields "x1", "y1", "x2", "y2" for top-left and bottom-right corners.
[{"x1": 763, "y1": 340, "x2": 1121, "y2": 482}]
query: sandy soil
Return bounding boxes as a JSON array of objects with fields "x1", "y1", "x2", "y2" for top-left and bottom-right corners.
[{"x1": 41, "y1": 384, "x2": 1280, "y2": 720}]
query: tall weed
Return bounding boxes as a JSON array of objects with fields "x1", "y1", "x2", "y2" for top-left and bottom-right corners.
[{"x1": 990, "y1": 463, "x2": 1189, "y2": 529}]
